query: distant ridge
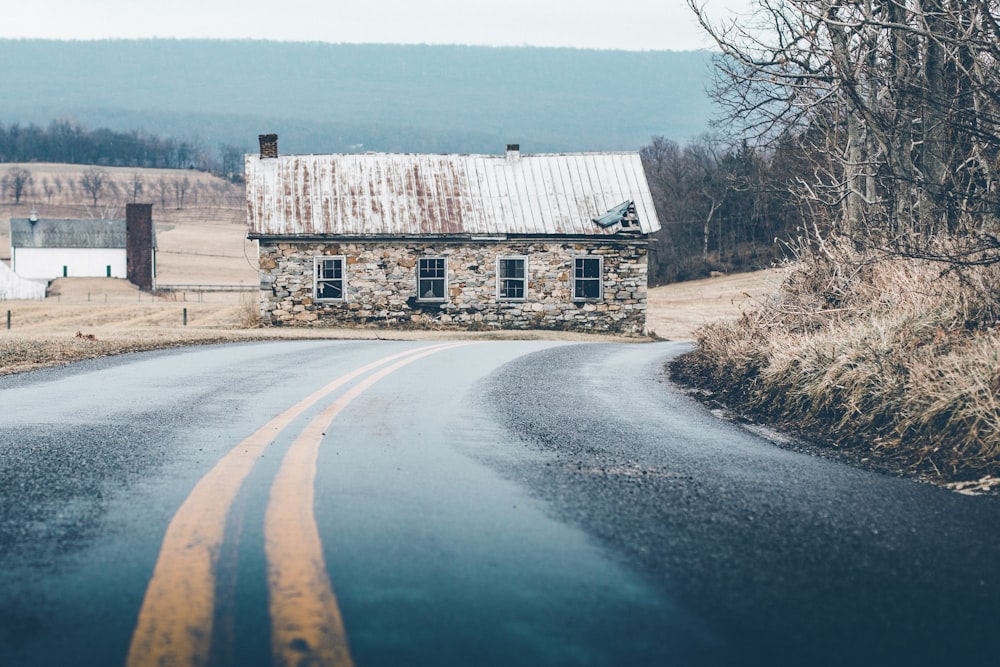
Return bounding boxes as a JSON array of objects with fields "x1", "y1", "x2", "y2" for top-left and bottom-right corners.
[{"x1": 0, "y1": 39, "x2": 716, "y2": 156}]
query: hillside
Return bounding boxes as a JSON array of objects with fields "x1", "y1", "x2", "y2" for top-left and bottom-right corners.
[
  {"x1": 0, "y1": 163, "x2": 253, "y2": 285},
  {"x1": 0, "y1": 40, "x2": 716, "y2": 156}
]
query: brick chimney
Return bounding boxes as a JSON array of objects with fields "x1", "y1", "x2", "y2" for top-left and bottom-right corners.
[
  {"x1": 506, "y1": 143, "x2": 520, "y2": 163},
  {"x1": 259, "y1": 133, "x2": 279, "y2": 158},
  {"x1": 126, "y1": 203, "x2": 156, "y2": 290}
]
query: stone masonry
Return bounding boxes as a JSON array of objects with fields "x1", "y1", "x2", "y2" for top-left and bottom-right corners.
[{"x1": 257, "y1": 238, "x2": 649, "y2": 335}]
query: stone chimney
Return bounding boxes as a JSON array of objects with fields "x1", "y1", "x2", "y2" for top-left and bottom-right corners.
[
  {"x1": 126, "y1": 203, "x2": 156, "y2": 290},
  {"x1": 506, "y1": 143, "x2": 520, "y2": 163},
  {"x1": 259, "y1": 133, "x2": 279, "y2": 158}
]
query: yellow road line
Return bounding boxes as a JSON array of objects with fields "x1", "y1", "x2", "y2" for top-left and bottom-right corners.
[
  {"x1": 126, "y1": 344, "x2": 455, "y2": 667},
  {"x1": 265, "y1": 342, "x2": 474, "y2": 667}
]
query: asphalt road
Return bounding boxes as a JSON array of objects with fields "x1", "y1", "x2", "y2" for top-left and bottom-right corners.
[{"x1": 0, "y1": 340, "x2": 998, "y2": 666}]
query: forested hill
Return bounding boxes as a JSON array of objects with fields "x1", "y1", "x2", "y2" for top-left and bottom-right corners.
[{"x1": 0, "y1": 39, "x2": 715, "y2": 156}]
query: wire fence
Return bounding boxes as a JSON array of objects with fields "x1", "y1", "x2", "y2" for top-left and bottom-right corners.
[{"x1": 36, "y1": 286, "x2": 256, "y2": 305}]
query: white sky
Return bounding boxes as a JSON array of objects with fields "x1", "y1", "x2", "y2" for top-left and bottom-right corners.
[{"x1": 0, "y1": 0, "x2": 752, "y2": 51}]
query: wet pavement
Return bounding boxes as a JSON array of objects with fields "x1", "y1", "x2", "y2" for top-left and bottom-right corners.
[{"x1": 0, "y1": 340, "x2": 998, "y2": 666}]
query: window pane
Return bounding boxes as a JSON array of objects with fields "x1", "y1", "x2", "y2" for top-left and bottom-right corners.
[
  {"x1": 576, "y1": 257, "x2": 601, "y2": 278},
  {"x1": 574, "y1": 258, "x2": 601, "y2": 299},
  {"x1": 317, "y1": 281, "x2": 343, "y2": 299},
  {"x1": 578, "y1": 279, "x2": 600, "y2": 299},
  {"x1": 419, "y1": 278, "x2": 444, "y2": 299},
  {"x1": 420, "y1": 258, "x2": 445, "y2": 278},
  {"x1": 500, "y1": 258, "x2": 524, "y2": 279},
  {"x1": 418, "y1": 258, "x2": 446, "y2": 299},
  {"x1": 316, "y1": 258, "x2": 345, "y2": 300},
  {"x1": 498, "y1": 257, "x2": 526, "y2": 300},
  {"x1": 502, "y1": 280, "x2": 524, "y2": 299},
  {"x1": 318, "y1": 258, "x2": 343, "y2": 280}
]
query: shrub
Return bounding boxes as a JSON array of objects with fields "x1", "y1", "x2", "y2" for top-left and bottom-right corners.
[{"x1": 672, "y1": 238, "x2": 1000, "y2": 480}]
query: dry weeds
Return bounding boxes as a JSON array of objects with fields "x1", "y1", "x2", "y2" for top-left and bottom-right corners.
[{"x1": 672, "y1": 240, "x2": 1000, "y2": 490}]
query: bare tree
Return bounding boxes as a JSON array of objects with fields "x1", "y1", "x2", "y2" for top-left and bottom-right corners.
[
  {"x1": 79, "y1": 167, "x2": 105, "y2": 206},
  {"x1": 42, "y1": 176, "x2": 54, "y2": 204},
  {"x1": 6, "y1": 167, "x2": 32, "y2": 205},
  {"x1": 690, "y1": 0, "x2": 1000, "y2": 263},
  {"x1": 173, "y1": 176, "x2": 190, "y2": 209},
  {"x1": 154, "y1": 177, "x2": 171, "y2": 209},
  {"x1": 219, "y1": 143, "x2": 245, "y2": 179},
  {"x1": 129, "y1": 171, "x2": 145, "y2": 203}
]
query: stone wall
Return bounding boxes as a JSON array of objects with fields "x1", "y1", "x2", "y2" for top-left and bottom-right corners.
[{"x1": 257, "y1": 238, "x2": 649, "y2": 335}]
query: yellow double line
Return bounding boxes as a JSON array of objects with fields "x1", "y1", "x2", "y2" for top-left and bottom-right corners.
[{"x1": 127, "y1": 342, "x2": 472, "y2": 667}]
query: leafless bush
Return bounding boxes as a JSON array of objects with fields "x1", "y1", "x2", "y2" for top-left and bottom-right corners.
[
  {"x1": 238, "y1": 300, "x2": 261, "y2": 328},
  {"x1": 674, "y1": 236, "x2": 1000, "y2": 480}
]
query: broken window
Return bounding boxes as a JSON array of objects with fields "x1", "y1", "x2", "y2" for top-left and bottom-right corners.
[
  {"x1": 315, "y1": 256, "x2": 346, "y2": 301},
  {"x1": 497, "y1": 256, "x2": 527, "y2": 301},
  {"x1": 417, "y1": 257, "x2": 447, "y2": 301},
  {"x1": 572, "y1": 256, "x2": 603, "y2": 300}
]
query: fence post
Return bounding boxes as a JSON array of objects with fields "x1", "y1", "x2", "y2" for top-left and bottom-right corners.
[
  {"x1": 6, "y1": 310, "x2": 10, "y2": 330},
  {"x1": 183, "y1": 308, "x2": 187, "y2": 326}
]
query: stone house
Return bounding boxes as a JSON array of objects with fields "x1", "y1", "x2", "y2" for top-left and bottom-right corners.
[{"x1": 246, "y1": 135, "x2": 661, "y2": 335}]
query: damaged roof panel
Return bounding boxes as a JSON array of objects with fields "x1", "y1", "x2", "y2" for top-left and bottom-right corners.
[{"x1": 246, "y1": 150, "x2": 661, "y2": 238}]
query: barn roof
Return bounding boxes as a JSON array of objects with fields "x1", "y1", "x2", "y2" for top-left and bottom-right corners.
[
  {"x1": 246, "y1": 149, "x2": 662, "y2": 238},
  {"x1": 10, "y1": 218, "x2": 128, "y2": 249}
]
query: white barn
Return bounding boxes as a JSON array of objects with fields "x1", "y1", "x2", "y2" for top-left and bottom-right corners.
[
  {"x1": 10, "y1": 215, "x2": 128, "y2": 280},
  {"x1": 9, "y1": 209, "x2": 157, "y2": 287}
]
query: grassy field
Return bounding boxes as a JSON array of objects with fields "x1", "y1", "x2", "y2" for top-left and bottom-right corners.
[{"x1": 0, "y1": 163, "x2": 254, "y2": 284}]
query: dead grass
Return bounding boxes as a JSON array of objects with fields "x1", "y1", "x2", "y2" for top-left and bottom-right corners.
[
  {"x1": 671, "y1": 239, "x2": 1000, "y2": 489},
  {"x1": 646, "y1": 269, "x2": 786, "y2": 340},
  {"x1": 0, "y1": 270, "x2": 775, "y2": 374},
  {"x1": 1, "y1": 163, "x2": 254, "y2": 285}
]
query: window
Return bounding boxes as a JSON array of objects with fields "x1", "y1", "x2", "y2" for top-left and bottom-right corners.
[
  {"x1": 315, "y1": 256, "x2": 346, "y2": 301},
  {"x1": 417, "y1": 257, "x2": 447, "y2": 301},
  {"x1": 573, "y1": 256, "x2": 603, "y2": 300},
  {"x1": 497, "y1": 256, "x2": 527, "y2": 301}
]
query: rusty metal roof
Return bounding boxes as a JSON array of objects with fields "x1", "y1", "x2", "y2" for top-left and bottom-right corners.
[{"x1": 246, "y1": 150, "x2": 661, "y2": 238}]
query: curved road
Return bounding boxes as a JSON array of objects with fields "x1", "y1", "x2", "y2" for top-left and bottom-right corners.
[{"x1": 0, "y1": 340, "x2": 997, "y2": 666}]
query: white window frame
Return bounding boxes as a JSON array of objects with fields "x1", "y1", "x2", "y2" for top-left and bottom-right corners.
[
  {"x1": 572, "y1": 256, "x2": 604, "y2": 301},
  {"x1": 496, "y1": 255, "x2": 528, "y2": 301},
  {"x1": 314, "y1": 255, "x2": 346, "y2": 301},
  {"x1": 417, "y1": 256, "x2": 448, "y2": 302}
]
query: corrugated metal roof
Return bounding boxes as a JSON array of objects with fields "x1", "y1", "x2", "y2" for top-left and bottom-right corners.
[
  {"x1": 10, "y1": 218, "x2": 127, "y2": 249},
  {"x1": 246, "y1": 150, "x2": 661, "y2": 237}
]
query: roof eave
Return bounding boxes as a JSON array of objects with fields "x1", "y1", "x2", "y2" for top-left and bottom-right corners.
[{"x1": 247, "y1": 232, "x2": 651, "y2": 244}]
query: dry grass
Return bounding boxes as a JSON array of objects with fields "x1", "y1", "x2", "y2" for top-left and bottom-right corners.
[
  {"x1": 1, "y1": 163, "x2": 254, "y2": 285},
  {"x1": 672, "y1": 239, "x2": 1000, "y2": 488},
  {"x1": 646, "y1": 269, "x2": 786, "y2": 340}
]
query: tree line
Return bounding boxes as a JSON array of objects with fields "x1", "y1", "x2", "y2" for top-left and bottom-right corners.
[
  {"x1": 1, "y1": 164, "x2": 245, "y2": 214},
  {"x1": 0, "y1": 119, "x2": 245, "y2": 179},
  {"x1": 640, "y1": 135, "x2": 804, "y2": 285}
]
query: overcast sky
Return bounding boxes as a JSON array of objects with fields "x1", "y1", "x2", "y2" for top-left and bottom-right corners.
[{"x1": 0, "y1": 0, "x2": 752, "y2": 51}]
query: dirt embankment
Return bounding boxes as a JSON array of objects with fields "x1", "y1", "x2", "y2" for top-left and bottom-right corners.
[{"x1": 669, "y1": 245, "x2": 1000, "y2": 495}]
